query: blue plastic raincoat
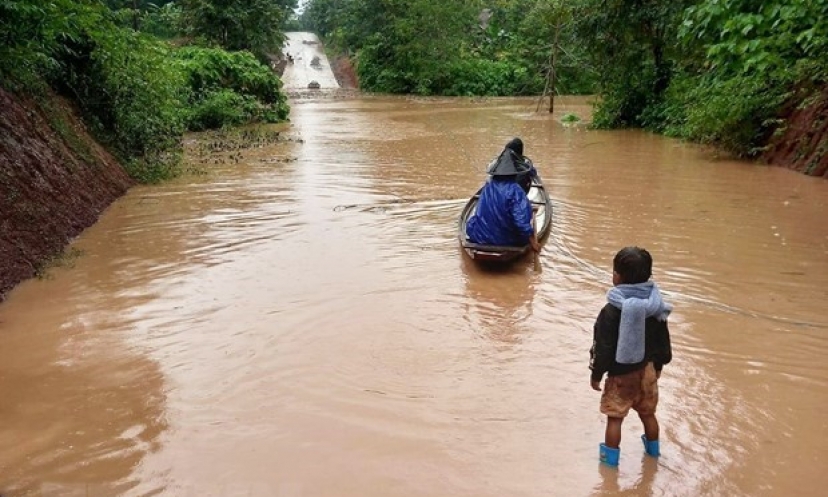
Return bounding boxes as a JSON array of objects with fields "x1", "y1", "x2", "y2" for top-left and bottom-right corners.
[{"x1": 466, "y1": 178, "x2": 534, "y2": 246}]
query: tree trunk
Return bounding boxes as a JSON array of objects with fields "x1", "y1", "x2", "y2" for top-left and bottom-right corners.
[
  {"x1": 548, "y1": 21, "x2": 561, "y2": 114},
  {"x1": 652, "y1": 40, "x2": 669, "y2": 96},
  {"x1": 537, "y1": 61, "x2": 551, "y2": 112},
  {"x1": 132, "y1": 0, "x2": 140, "y2": 31},
  {"x1": 542, "y1": 21, "x2": 563, "y2": 114}
]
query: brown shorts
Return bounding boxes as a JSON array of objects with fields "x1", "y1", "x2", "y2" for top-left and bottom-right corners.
[{"x1": 600, "y1": 363, "x2": 659, "y2": 418}]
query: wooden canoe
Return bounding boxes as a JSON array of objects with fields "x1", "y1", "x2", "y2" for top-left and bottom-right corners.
[{"x1": 458, "y1": 176, "x2": 553, "y2": 263}]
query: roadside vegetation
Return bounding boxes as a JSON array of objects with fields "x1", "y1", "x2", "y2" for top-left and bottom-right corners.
[
  {"x1": 0, "y1": 0, "x2": 295, "y2": 182},
  {"x1": 301, "y1": 0, "x2": 827, "y2": 161},
  {"x1": 301, "y1": 0, "x2": 596, "y2": 98},
  {"x1": 1, "y1": 0, "x2": 824, "y2": 172}
]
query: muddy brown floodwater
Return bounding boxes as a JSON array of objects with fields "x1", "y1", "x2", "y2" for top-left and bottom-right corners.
[{"x1": 1, "y1": 95, "x2": 827, "y2": 497}]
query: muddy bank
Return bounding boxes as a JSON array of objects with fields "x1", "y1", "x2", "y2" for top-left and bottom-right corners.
[
  {"x1": 762, "y1": 86, "x2": 828, "y2": 177},
  {"x1": 330, "y1": 55, "x2": 359, "y2": 89},
  {"x1": 0, "y1": 87, "x2": 133, "y2": 300}
]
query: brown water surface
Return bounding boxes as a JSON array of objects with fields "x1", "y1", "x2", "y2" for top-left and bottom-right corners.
[{"x1": 1, "y1": 96, "x2": 827, "y2": 496}]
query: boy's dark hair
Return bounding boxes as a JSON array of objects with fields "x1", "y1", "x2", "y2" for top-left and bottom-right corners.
[{"x1": 613, "y1": 246, "x2": 653, "y2": 284}]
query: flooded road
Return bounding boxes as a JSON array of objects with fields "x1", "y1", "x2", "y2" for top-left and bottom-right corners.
[
  {"x1": 1, "y1": 95, "x2": 827, "y2": 496},
  {"x1": 281, "y1": 32, "x2": 340, "y2": 91}
]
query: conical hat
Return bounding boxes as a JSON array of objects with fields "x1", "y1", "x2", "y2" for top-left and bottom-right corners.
[{"x1": 487, "y1": 149, "x2": 532, "y2": 176}]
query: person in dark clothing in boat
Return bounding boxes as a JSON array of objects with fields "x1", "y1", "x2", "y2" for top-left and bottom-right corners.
[
  {"x1": 589, "y1": 247, "x2": 673, "y2": 467},
  {"x1": 466, "y1": 138, "x2": 540, "y2": 251},
  {"x1": 489, "y1": 137, "x2": 537, "y2": 182}
]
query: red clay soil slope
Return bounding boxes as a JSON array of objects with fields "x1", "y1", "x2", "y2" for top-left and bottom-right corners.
[
  {"x1": 0, "y1": 87, "x2": 133, "y2": 300},
  {"x1": 330, "y1": 55, "x2": 359, "y2": 89},
  {"x1": 762, "y1": 86, "x2": 828, "y2": 177}
]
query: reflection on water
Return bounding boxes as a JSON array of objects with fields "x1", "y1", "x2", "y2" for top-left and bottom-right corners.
[
  {"x1": 461, "y1": 255, "x2": 537, "y2": 345},
  {"x1": 0, "y1": 95, "x2": 826, "y2": 496}
]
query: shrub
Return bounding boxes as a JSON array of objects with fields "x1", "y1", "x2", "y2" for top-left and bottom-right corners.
[
  {"x1": 53, "y1": 26, "x2": 189, "y2": 180},
  {"x1": 188, "y1": 89, "x2": 257, "y2": 131},
  {"x1": 176, "y1": 46, "x2": 289, "y2": 126},
  {"x1": 441, "y1": 59, "x2": 534, "y2": 97},
  {"x1": 659, "y1": 73, "x2": 788, "y2": 156}
]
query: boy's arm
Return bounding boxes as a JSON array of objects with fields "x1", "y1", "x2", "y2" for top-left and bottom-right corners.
[
  {"x1": 652, "y1": 320, "x2": 672, "y2": 373},
  {"x1": 590, "y1": 308, "x2": 615, "y2": 388}
]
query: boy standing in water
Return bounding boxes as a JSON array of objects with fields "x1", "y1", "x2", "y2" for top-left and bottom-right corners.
[{"x1": 590, "y1": 247, "x2": 672, "y2": 466}]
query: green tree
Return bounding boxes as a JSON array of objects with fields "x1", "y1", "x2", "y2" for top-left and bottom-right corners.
[
  {"x1": 176, "y1": 46, "x2": 289, "y2": 130},
  {"x1": 179, "y1": 0, "x2": 298, "y2": 59},
  {"x1": 655, "y1": 0, "x2": 828, "y2": 156},
  {"x1": 1, "y1": 0, "x2": 292, "y2": 183},
  {"x1": 682, "y1": 0, "x2": 828, "y2": 82},
  {"x1": 517, "y1": 1, "x2": 595, "y2": 107},
  {"x1": 571, "y1": 0, "x2": 693, "y2": 127},
  {"x1": 300, "y1": 0, "x2": 596, "y2": 96},
  {"x1": 352, "y1": 0, "x2": 478, "y2": 94}
]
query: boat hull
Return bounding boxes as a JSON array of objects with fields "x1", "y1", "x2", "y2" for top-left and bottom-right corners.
[{"x1": 458, "y1": 177, "x2": 552, "y2": 263}]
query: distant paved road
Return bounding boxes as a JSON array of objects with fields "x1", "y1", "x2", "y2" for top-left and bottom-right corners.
[{"x1": 281, "y1": 32, "x2": 340, "y2": 90}]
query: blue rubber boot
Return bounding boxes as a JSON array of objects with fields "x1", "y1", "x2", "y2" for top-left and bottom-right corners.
[
  {"x1": 641, "y1": 435, "x2": 660, "y2": 457},
  {"x1": 599, "y1": 443, "x2": 620, "y2": 467}
]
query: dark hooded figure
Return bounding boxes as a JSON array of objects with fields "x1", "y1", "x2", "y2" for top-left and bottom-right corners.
[
  {"x1": 488, "y1": 137, "x2": 537, "y2": 192},
  {"x1": 505, "y1": 137, "x2": 524, "y2": 157},
  {"x1": 466, "y1": 138, "x2": 540, "y2": 250}
]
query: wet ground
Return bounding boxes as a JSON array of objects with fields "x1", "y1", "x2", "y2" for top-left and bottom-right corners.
[
  {"x1": 281, "y1": 32, "x2": 340, "y2": 92},
  {"x1": 0, "y1": 94, "x2": 827, "y2": 496}
]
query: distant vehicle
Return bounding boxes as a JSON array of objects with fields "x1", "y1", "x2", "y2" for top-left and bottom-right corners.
[
  {"x1": 308, "y1": 80, "x2": 320, "y2": 89},
  {"x1": 310, "y1": 56, "x2": 321, "y2": 67}
]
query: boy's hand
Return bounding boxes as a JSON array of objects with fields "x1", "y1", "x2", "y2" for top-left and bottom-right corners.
[{"x1": 591, "y1": 379, "x2": 601, "y2": 391}]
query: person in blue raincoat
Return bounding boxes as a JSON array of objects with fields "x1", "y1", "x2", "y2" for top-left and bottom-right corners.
[{"x1": 466, "y1": 138, "x2": 540, "y2": 251}]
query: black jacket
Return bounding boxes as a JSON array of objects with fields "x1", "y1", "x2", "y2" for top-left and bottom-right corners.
[{"x1": 589, "y1": 304, "x2": 672, "y2": 383}]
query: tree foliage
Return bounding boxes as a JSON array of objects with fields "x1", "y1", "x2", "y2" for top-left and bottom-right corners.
[
  {"x1": 662, "y1": 0, "x2": 828, "y2": 155},
  {"x1": 301, "y1": 0, "x2": 826, "y2": 158},
  {"x1": 301, "y1": 0, "x2": 596, "y2": 96},
  {"x1": 176, "y1": 46, "x2": 290, "y2": 130},
  {"x1": 569, "y1": 0, "x2": 695, "y2": 127},
  {"x1": 178, "y1": 0, "x2": 297, "y2": 60},
  {"x1": 682, "y1": 0, "x2": 827, "y2": 81},
  {"x1": 1, "y1": 0, "x2": 292, "y2": 182}
]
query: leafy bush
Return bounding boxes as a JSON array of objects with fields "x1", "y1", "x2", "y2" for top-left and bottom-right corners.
[
  {"x1": 653, "y1": 73, "x2": 789, "y2": 156},
  {"x1": 357, "y1": 47, "x2": 536, "y2": 97},
  {"x1": 53, "y1": 26, "x2": 189, "y2": 181},
  {"x1": 140, "y1": 2, "x2": 182, "y2": 39},
  {"x1": 0, "y1": 0, "x2": 73, "y2": 91},
  {"x1": 188, "y1": 89, "x2": 258, "y2": 131},
  {"x1": 660, "y1": 0, "x2": 827, "y2": 156},
  {"x1": 176, "y1": 46, "x2": 289, "y2": 127},
  {"x1": 561, "y1": 113, "x2": 581, "y2": 123},
  {"x1": 1, "y1": 0, "x2": 189, "y2": 181},
  {"x1": 682, "y1": 0, "x2": 828, "y2": 83},
  {"x1": 441, "y1": 59, "x2": 533, "y2": 97},
  {"x1": 1, "y1": 1, "x2": 293, "y2": 183},
  {"x1": 591, "y1": 64, "x2": 657, "y2": 129},
  {"x1": 355, "y1": 36, "x2": 416, "y2": 94},
  {"x1": 178, "y1": 0, "x2": 290, "y2": 60}
]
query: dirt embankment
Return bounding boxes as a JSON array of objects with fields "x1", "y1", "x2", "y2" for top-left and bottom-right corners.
[
  {"x1": 762, "y1": 86, "x2": 828, "y2": 177},
  {"x1": 330, "y1": 55, "x2": 358, "y2": 89},
  {"x1": 0, "y1": 86, "x2": 133, "y2": 300}
]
